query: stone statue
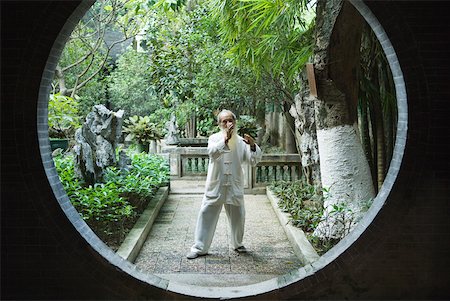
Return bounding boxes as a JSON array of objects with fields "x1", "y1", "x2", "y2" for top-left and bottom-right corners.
[
  {"x1": 165, "y1": 113, "x2": 180, "y2": 145},
  {"x1": 74, "y1": 104, "x2": 124, "y2": 184}
]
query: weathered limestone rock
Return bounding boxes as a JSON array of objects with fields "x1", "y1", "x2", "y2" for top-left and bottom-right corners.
[{"x1": 74, "y1": 105, "x2": 124, "y2": 184}]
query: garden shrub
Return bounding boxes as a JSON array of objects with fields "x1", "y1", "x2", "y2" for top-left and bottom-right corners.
[
  {"x1": 270, "y1": 179, "x2": 332, "y2": 255},
  {"x1": 270, "y1": 179, "x2": 325, "y2": 231},
  {"x1": 270, "y1": 179, "x2": 373, "y2": 255},
  {"x1": 54, "y1": 151, "x2": 169, "y2": 250},
  {"x1": 48, "y1": 93, "x2": 81, "y2": 139}
]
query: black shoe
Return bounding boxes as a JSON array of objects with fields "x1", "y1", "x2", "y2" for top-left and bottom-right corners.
[{"x1": 234, "y1": 246, "x2": 247, "y2": 253}]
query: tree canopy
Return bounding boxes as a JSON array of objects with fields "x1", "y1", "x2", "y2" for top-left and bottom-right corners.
[
  {"x1": 208, "y1": 0, "x2": 315, "y2": 98},
  {"x1": 53, "y1": 0, "x2": 315, "y2": 138}
]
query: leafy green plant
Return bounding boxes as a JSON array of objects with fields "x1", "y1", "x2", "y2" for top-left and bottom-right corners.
[
  {"x1": 53, "y1": 151, "x2": 169, "y2": 250},
  {"x1": 197, "y1": 118, "x2": 215, "y2": 137},
  {"x1": 70, "y1": 182, "x2": 134, "y2": 223},
  {"x1": 271, "y1": 178, "x2": 374, "y2": 255},
  {"x1": 270, "y1": 179, "x2": 324, "y2": 228},
  {"x1": 54, "y1": 154, "x2": 135, "y2": 224},
  {"x1": 270, "y1": 179, "x2": 335, "y2": 254},
  {"x1": 147, "y1": 107, "x2": 173, "y2": 137},
  {"x1": 209, "y1": 0, "x2": 315, "y2": 94},
  {"x1": 237, "y1": 115, "x2": 261, "y2": 138},
  {"x1": 104, "y1": 152, "x2": 169, "y2": 199},
  {"x1": 292, "y1": 207, "x2": 323, "y2": 233},
  {"x1": 322, "y1": 201, "x2": 355, "y2": 239},
  {"x1": 306, "y1": 234, "x2": 339, "y2": 256},
  {"x1": 123, "y1": 115, "x2": 162, "y2": 146},
  {"x1": 53, "y1": 151, "x2": 80, "y2": 188},
  {"x1": 48, "y1": 93, "x2": 81, "y2": 138}
]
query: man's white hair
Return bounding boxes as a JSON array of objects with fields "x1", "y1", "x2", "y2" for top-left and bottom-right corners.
[{"x1": 217, "y1": 109, "x2": 237, "y2": 123}]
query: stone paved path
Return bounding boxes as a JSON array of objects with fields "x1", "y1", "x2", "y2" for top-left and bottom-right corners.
[{"x1": 134, "y1": 183, "x2": 303, "y2": 287}]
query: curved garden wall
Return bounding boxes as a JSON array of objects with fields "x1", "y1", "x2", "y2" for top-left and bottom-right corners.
[{"x1": 2, "y1": 1, "x2": 449, "y2": 299}]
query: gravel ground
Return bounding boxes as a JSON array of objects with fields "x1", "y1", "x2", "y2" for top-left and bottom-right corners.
[{"x1": 133, "y1": 187, "x2": 303, "y2": 287}]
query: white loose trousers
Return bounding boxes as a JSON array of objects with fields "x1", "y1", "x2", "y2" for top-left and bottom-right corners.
[
  {"x1": 190, "y1": 132, "x2": 262, "y2": 255},
  {"x1": 190, "y1": 198, "x2": 245, "y2": 254}
]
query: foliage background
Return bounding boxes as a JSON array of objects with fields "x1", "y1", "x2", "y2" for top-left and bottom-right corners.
[{"x1": 54, "y1": 0, "x2": 302, "y2": 139}]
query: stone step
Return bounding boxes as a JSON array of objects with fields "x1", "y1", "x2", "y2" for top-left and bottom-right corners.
[
  {"x1": 169, "y1": 180, "x2": 205, "y2": 194},
  {"x1": 154, "y1": 273, "x2": 279, "y2": 287}
]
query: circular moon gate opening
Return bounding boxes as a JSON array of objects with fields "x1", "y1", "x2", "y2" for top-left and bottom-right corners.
[{"x1": 37, "y1": 1, "x2": 407, "y2": 298}]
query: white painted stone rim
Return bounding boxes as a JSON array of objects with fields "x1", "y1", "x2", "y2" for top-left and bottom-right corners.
[
  {"x1": 116, "y1": 187, "x2": 169, "y2": 262},
  {"x1": 36, "y1": 0, "x2": 408, "y2": 299},
  {"x1": 266, "y1": 188, "x2": 320, "y2": 264}
]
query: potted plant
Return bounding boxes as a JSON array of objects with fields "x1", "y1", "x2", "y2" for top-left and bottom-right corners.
[
  {"x1": 122, "y1": 115, "x2": 162, "y2": 153},
  {"x1": 48, "y1": 93, "x2": 81, "y2": 151}
]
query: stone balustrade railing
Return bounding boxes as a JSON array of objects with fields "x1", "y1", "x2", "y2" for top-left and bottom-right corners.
[
  {"x1": 161, "y1": 145, "x2": 301, "y2": 193},
  {"x1": 252, "y1": 154, "x2": 302, "y2": 187}
]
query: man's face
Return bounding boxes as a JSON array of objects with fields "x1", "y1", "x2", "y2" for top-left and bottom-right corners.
[{"x1": 219, "y1": 112, "x2": 235, "y2": 130}]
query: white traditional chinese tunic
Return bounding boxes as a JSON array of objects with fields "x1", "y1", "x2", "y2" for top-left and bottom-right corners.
[{"x1": 203, "y1": 132, "x2": 262, "y2": 206}]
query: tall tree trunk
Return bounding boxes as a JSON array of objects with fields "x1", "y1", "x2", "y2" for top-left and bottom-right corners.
[
  {"x1": 283, "y1": 101, "x2": 298, "y2": 154},
  {"x1": 358, "y1": 98, "x2": 374, "y2": 173},
  {"x1": 289, "y1": 71, "x2": 321, "y2": 187},
  {"x1": 312, "y1": 1, "x2": 375, "y2": 239},
  {"x1": 375, "y1": 103, "x2": 385, "y2": 191},
  {"x1": 263, "y1": 101, "x2": 281, "y2": 148},
  {"x1": 55, "y1": 65, "x2": 68, "y2": 96},
  {"x1": 379, "y1": 58, "x2": 397, "y2": 183},
  {"x1": 185, "y1": 113, "x2": 197, "y2": 138},
  {"x1": 372, "y1": 67, "x2": 386, "y2": 192},
  {"x1": 271, "y1": 108, "x2": 280, "y2": 146},
  {"x1": 279, "y1": 111, "x2": 286, "y2": 150},
  {"x1": 359, "y1": 23, "x2": 397, "y2": 194}
]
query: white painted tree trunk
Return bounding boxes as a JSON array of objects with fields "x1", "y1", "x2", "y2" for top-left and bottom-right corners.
[{"x1": 313, "y1": 124, "x2": 375, "y2": 238}]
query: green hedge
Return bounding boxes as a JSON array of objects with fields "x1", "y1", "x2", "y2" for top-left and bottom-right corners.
[
  {"x1": 54, "y1": 151, "x2": 169, "y2": 249},
  {"x1": 269, "y1": 179, "x2": 336, "y2": 255},
  {"x1": 270, "y1": 179, "x2": 373, "y2": 255},
  {"x1": 269, "y1": 179, "x2": 325, "y2": 233}
]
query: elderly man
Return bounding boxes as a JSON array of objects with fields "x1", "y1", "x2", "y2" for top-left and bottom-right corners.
[{"x1": 187, "y1": 109, "x2": 262, "y2": 259}]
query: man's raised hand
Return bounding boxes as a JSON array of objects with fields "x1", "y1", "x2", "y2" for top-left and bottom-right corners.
[{"x1": 243, "y1": 134, "x2": 255, "y2": 147}]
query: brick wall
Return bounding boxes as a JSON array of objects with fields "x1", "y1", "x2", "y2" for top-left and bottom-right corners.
[{"x1": 1, "y1": 1, "x2": 449, "y2": 299}]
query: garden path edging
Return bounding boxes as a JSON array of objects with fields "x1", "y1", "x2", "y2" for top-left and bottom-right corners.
[
  {"x1": 266, "y1": 188, "x2": 320, "y2": 265},
  {"x1": 116, "y1": 186, "x2": 169, "y2": 263}
]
